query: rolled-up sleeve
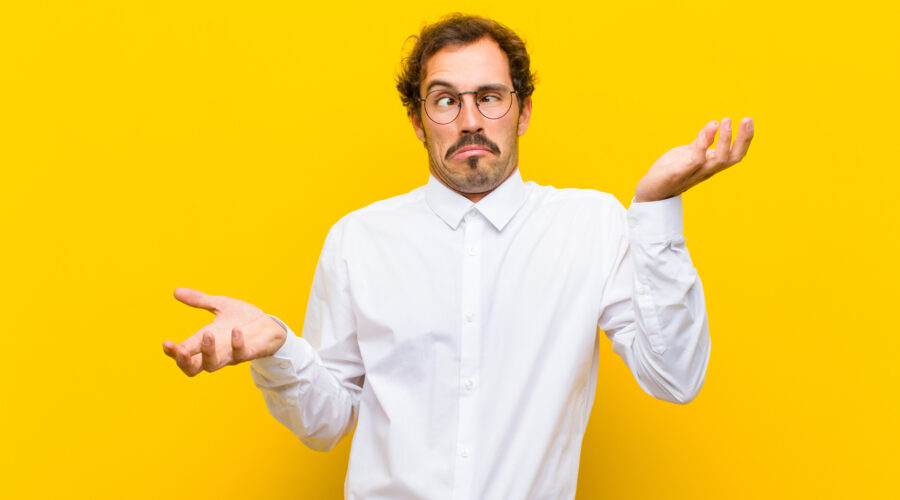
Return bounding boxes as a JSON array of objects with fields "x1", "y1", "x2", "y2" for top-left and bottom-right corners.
[
  {"x1": 251, "y1": 221, "x2": 364, "y2": 450},
  {"x1": 597, "y1": 195, "x2": 711, "y2": 404}
]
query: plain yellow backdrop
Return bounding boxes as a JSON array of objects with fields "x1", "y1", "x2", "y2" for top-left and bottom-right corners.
[{"x1": 1, "y1": 1, "x2": 897, "y2": 498}]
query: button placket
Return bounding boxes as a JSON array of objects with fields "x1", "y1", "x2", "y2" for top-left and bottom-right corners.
[{"x1": 451, "y1": 210, "x2": 483, "y2": 500}]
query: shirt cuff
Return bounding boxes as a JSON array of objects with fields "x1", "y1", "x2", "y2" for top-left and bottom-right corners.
[{"x1": 626, "y1": 195, "x2": 684, "y2": 244}]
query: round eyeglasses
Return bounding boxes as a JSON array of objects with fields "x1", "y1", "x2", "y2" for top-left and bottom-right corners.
[{"x1": 418, "y1": 84, "x2": 517, "y2": 125}]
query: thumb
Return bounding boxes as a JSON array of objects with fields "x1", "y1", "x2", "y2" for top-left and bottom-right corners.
[{"x1": 173, "y1": 287, "x2": 221, "y2": 313}]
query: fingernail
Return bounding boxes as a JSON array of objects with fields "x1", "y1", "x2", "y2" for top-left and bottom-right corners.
[
  {"x1": 748, "y1": 118, "x2": 754, "y2": 132},
  {"x1": 233, "y1": 330, "x2": 241, "y2": 339},
  {"x1": 202, "y1": 336, "x2": 210, "y2": 346},
  {"x1": 724, "y1": 119, "x2": 731, "y2": 131}
]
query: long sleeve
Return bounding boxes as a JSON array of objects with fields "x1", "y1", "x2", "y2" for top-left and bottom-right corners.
[
  {"x1": 597, "y1": 195, "x2": 711, "y2": 404},
  {"x1": 250, "y1": 222, "x2": 364, "y2": 450}
]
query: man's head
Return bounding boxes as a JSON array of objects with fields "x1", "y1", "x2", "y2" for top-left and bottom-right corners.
[{"x1": 396, "y1": 14, "x2": 536, "y2": 201}]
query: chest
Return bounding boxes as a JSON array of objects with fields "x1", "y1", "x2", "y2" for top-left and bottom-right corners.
[{"x1": 344, "y1": 208, "x2": 609, "y2": 360}]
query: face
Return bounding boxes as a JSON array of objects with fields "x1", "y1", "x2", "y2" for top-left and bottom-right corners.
[{"x1": 411, "y1": 37, "x2": 532, "y2": 202}]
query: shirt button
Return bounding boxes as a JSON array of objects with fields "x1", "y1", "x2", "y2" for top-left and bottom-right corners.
[
  {"x1": 465, "y1": 313, "x2": 474, "y2": 323},
  {"x1": 464, "y1": 379, "x2": 474, "y2": 391},
  {"x1": 460, "y1": 447, "x2": 470, "y2": 458},
  {"x1": 278, "y1": 362, "x2": 290, "y2": 369},
  {"x1": 467, "y1": 246, "x2": 476, "y2": 256}
]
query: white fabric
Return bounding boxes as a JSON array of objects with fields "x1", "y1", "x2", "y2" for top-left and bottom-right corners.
[{"x1": 251, "y1": 169, "x2": 711, "y2": 499}]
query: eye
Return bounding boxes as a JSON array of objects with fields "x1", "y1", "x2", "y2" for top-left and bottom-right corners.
[
  {"x1": 434, "y1": 94, "x2": 457, "y2": 108},
  {"x1": 479, "y1": 92, "x2": 502, "y2": 103}
]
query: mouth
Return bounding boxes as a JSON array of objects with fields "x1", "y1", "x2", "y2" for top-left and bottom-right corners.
[
  {"x1": 452, "y1": 146, "x2": 495, "y2": 160},
  {"x1": 445, "y1": 135, "x2": 501, "y2": 161}
]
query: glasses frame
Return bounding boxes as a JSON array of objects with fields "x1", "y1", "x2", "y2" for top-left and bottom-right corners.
[{"x1": 418, "y1": 84, "x2": 518, "y2": 125}]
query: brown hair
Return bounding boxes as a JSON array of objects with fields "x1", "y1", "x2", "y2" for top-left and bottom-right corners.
[{"x1": 396, "y1": 13, "x2": 536, "y2": 118}]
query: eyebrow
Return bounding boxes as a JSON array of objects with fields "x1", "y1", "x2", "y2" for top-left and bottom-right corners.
[{"x1": 424, "y1": 80, "x2": 510, "y2": 93}]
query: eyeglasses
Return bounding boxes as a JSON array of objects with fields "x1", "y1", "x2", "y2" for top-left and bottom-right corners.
[{"x1": 418, "y1": 84, "x2": 517, "y2": 125}]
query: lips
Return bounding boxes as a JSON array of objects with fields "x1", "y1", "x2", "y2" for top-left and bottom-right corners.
[
  {"x1": 445, "y1": 134, "x2": 501, "y2": 160},
  {"x1": 452, "y1": 146, "x2": 494, "y2": 160}
]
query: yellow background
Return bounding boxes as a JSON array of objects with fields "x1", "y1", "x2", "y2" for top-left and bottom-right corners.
[{"x1": 2, "y1": 1, "x2": 897, "y2": 498}]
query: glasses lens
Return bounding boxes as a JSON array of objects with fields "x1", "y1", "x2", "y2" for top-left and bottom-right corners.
[
  {"x1": 425, "y1": 90, "x2": 460, "y2": 124},
  {"x1": 476, "y1": 86, "x2": 513, "y2": 119},
  {"x1": 423, "y1": 85, "x2": 514, "y2": 123}
]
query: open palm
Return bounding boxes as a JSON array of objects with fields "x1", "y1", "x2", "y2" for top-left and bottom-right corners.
[
  {"x1": 162, "y1": 287, "x2": 286, "y2": 376},
  {"x1": 634, "y1": 117, "x2": 754, "y2": 202}
]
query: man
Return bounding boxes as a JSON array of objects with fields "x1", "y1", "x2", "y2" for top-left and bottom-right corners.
[{"x1": 163, "y1": 14, "x2": 753, "y2": 499}]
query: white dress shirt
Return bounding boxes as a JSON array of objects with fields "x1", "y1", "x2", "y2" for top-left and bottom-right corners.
[{"x1": 251, "y1": 169, "x2": 710, "y2": 499}]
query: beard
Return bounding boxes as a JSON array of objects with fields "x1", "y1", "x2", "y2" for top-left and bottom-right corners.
[{"x1": 426, "y1": 133, "x2": 518, "y2": 195}]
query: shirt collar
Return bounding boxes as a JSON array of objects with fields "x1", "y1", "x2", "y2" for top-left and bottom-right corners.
[{"x1": 425, "y1": 168, "x2": 528, "y2": 232}]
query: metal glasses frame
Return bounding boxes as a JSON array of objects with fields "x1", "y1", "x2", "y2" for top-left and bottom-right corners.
[{"x1": 418, "y1": 85, "x2": 518, "y2": 125}]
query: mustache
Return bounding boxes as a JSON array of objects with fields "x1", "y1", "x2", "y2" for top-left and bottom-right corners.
[{"x1": 445, "y1": 134, "x2": 501, "y2": 160}]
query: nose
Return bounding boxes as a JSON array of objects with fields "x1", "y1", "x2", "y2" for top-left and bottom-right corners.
[{"x1": 457, "y1": 93, "x2": 484, "y2": 134}]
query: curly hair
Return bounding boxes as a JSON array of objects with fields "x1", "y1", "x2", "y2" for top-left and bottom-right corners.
[{"x1": 396, "y1": 13, "x2": 536, "y2": 118}]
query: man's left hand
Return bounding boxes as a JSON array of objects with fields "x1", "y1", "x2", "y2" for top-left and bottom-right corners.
[{"x1": 634, "y1": 117, "x2": 754, "y2": 203}]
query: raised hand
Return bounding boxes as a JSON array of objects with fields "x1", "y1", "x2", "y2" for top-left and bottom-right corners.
[
  {"x1": 634, "y1": 117, "x2": 754, "y2": 203},
  {"x1": 162, "y1": 287, "x2": 287, "y2": 377}
]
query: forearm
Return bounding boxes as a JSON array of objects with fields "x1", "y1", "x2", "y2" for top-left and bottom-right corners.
[
  {"x1": 626, "y1": 196, "x2": 710, "y2": 403},
  {"x1": 250, "y1": 316, "x2": 361, "y2": 451},
  {"x1": 602, "y1": 195, "x2": 711, "y2": 404},
  {"x1": 619, "y1": 242, "x2": 710, "y2": 404}
]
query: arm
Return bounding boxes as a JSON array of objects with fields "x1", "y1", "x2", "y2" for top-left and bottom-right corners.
[
  {"x1": 598, "y1": 195, "x2": 710, "y2": 404},
  {"x1": 162, "y1": 222, "x2": 363, "y2": 451},
  {"x1": 597, "y1": 116, "x2": 754, "y2": 403},
  {"x1": 249, "y1": 223, "x2": 363, "y2": 451}
]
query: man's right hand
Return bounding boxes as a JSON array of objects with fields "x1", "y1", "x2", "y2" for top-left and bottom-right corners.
[{"x1": 162, "y1": 287, "x2": 288, "y2": 377}]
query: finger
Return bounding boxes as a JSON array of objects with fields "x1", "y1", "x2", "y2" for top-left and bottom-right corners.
[
  {"x1": 174, "y1": 344, "x2": 203, "y2": 377},
  {"x1": 162, "y1": 340, "x2": 177, "y2": 359},
  {"x1": 200, "y1": 331, "x2": 222, "y2": 372},
  {"x1": 711, "y1": 117, "x2": 732, "y2": 166},
  {"x1": 178, "y1": 329, "x2": 205, "y2": 357},
  {"x1": 689, "y1": 120, "x2": 718, "y2": 166},
  {"x1": 728, "y1": 117, "x2": 755, "y2": 164},
  {"x1": 231, "y1": 327, "x2": 252, "y2": 363},
  {"x1": 173, "y1": 287, "x2": 221, "y2": 314},
  {"x1": 231, "y1": 315, "x2": 281, "y2": 362}
]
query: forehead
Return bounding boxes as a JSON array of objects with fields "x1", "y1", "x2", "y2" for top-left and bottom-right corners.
[{"x1": 421, "y1": 37, "x2": 512, "y2": 92}]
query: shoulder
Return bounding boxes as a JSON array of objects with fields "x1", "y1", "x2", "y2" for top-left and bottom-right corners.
[
  {"x1": 526, "y1": 181, "x2": 626, "y2": 216},
  {"x1": 328, "y1": 184, "x2": 429, "y2": 238}
]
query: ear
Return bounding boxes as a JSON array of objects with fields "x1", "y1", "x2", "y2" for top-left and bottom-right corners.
[
  {"x1": 410, "y1": 111, "x2": 427, "y2": 143},
  {"x1": 517, "y1": 97, "x2": 532, "y2": 136}
]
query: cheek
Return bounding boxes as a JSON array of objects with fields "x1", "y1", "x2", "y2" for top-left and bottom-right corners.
[{"x1": 426, "y1": 128, "x2": 454, "y2": 151}]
